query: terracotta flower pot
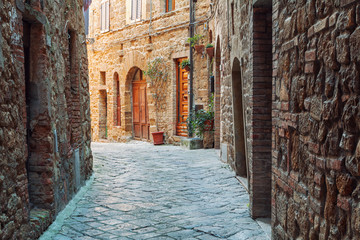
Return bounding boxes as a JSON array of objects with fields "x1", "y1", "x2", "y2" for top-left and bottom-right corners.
[
  {"x1": 204, "y1": 119, "x2": 214, "y2": 131},
  {"x1": 152, "y1": 131, "x2": 164, "y2": 145},
  {"x1": 194, "y1": 44, "x2": 205, "y2": 54},
  {"x1": 184, "y1": 65, "x2": 191, "y2": 72},
  {"x1": 206, "y1": 47, "x2": 214, "y2": 59}
]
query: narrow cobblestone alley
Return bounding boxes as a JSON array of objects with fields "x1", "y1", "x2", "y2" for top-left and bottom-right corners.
[{"x1": 40, "y1": 142, "x2": 269, "y2": 240}]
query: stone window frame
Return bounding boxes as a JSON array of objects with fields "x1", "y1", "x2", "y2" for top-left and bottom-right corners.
[{"x1": 100, "y1": 0, "x2": 110, "y2": 33}]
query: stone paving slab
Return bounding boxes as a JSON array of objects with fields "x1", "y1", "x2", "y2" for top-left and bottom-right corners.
[{"x1": 40, "y1": 141, "x2": 269, "y2": 240}]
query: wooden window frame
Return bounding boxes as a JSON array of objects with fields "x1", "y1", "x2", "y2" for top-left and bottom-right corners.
[{"x1": 165, "y1": 0, "x2": 175, "y2": 12}]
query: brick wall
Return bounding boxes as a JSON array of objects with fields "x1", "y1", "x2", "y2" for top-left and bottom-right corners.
[
  {"x1": 209, "y1": 0, "x2": 272, "y2": 218},
  {"x1": 272, "y1": 0, "x2": 360, "y2": 238},
  {"x1": 0, "y1": 1, "x2": 92, "y2": 238},
  {"x1": 251, "y1": 6, "x2": 272, "y2": 218}
]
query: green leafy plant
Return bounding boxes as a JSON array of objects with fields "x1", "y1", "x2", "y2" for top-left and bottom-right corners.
[
  {"x1": 143, "y1": 57, "x2": 168, "y2": 131},
  {"x1": 206, "y1": 43, "x2": 213, "y2": 48},
  {"x1": 180, "y1": 59, "x2": 190, "y2": 69},
  {"x1": 187, "y1": 94, "x2": 214, "y2": 138},
  {"x1": 187, "y1": 34, "x2": 204, "y2": 47}
]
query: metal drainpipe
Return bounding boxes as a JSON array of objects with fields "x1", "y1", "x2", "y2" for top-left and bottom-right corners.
[
  {"x1": 189, "y1": 0, "x2": 194, "y2": 137},
  {"x1": 227, "y1": 0, "x2": 231, "y2": 50}
]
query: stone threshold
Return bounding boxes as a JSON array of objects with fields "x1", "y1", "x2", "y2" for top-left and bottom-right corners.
[
  {"x1": 39, "y1": 175, "x2": 94, "y2": 240},
  {"x1": 29, "y1": 208, "x2": 52, "y2": 239}
]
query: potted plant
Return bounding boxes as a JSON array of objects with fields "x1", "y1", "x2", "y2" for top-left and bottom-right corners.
[
  {"x1": 187, "y1": 34, "x2": 204, "y2": 54},
  {"x1": 180, "y1": 59, "x2": 191, "y2": 72},
  {"x1": 143, "y1": 57, "x2": 168, "y2": 145},
  {"x1": 206, "y1": 43, "x2": 214, "y2": 59},
  {"x1": 186, "y1": 94, "x2": 214, "y2": 139}
]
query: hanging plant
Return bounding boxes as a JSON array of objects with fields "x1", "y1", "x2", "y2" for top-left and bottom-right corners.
[
  {"x1": 180, "y1": 59, "x2": 191, "y2": 71},
  {"x1": 187, "y1": 34, "x2": 204, "y2": 47},
  {"x1": 206, "y1": 43, "x2": 214, "y2": 58}
]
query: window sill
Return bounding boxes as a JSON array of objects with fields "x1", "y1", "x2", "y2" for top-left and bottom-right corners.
[
  {"x1": 100, "y1": 29, "x2": 110, "y2": 34},
  {"x1": 160, "y1": 11, "x2": 176, "y2": 18}
]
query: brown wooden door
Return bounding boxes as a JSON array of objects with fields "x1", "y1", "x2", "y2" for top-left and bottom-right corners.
[
  {"x1": 176, "y1": 58, "x2": 189, "y2": 136},
  {"x1": 132, "y1": 77, "x2": 149, "y2": 140}
]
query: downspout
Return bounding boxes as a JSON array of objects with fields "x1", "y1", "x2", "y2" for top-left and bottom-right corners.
[
  {"x1": 189, "y1": 0, "x2": 194, "y2": 137},
  {"x1": 227, "y1": 0, "x2": 231, "y2": 50}
]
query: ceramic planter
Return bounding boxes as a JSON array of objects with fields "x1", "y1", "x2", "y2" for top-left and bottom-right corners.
[
  {"x1": 184, "y1": 65, "x2": 191, "y2": 72},
  {"x1": 206, "y1": 47, "x2": 214, "y2": 59},
  {"x1": 194, "y1": 44, "x2": 205, "y2": 54},
  {"x1": 152, "y1": 131, "x2": 164, "y2": 145},
  {"x1": 203, "y1": 119, "x2": 214, "y2": 131}
]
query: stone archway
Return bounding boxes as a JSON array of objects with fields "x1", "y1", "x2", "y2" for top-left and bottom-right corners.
[
  {"x1": 125, "y1": 67, "x2": 149, "y2": 140},
  {"x1": 232, "y1": 58, "x2": 248, "y2": 178}
]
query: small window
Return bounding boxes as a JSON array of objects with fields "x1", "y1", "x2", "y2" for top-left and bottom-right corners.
[
  {"x1": 100, "y1": 71, "x2": 106, "y2": 85},
  {"x1": 166, "y1": 0, "x2": 175, "y2": 12},
  {"x1": 131, "y1": 0, "x2": 142, "y2": 21},
  {"x1": 100, "y1": 0, "x2": 110, "y2": 32}
]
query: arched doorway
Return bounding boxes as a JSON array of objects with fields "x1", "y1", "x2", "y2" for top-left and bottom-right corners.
[
  {"x1": 131, "y1": 68, "x2": 149, "y2": 140},
  {"x1": 232, "y1": 58, "x2": 248, "y2": 178},
  {"x1": 214, "y1": 37, "x2": 221, "y2": 149},
  {"x1": 113, "y1": 72, "x2": 121, "y2": 127}
]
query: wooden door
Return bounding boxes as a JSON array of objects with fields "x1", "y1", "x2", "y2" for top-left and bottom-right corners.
[
  {"x1": 176, "y1": 58, "x2": 189, "y2": 136},
  {"x1": 132, "y1": 73, "x2": 149, "y2": 140}
]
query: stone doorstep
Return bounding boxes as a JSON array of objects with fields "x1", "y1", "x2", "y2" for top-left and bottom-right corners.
[
  {"x1": 29, "y1": 208, "x2": 52, "y2": 239},
  {"x1": 180, "y1": 137, "x2": 204, "y2": 150},
  {"x1": 255, "y1": 218, "x2": 272, "y2": 240}
]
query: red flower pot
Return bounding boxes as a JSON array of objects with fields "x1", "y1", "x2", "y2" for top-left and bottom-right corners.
[
  {"x1": 206, "y1": 47, "x2": 214, "y2": 59},
  {"x1": 152, "y1": 131, "x2": 164, "y2": 145},
  {"x1": 194, "y1": 44, "x2": 205, "y2": 54},
  {"x1": 184, "y1": 65, "x2": 191, "y2": 72},
  {"x1": 204, "y1": 119, "x2": 214, "y2": 131}
]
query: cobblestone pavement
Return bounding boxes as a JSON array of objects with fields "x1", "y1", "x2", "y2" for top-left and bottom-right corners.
[{"x1": 40, "y1": 142, "x2": 269, "y2": 240}]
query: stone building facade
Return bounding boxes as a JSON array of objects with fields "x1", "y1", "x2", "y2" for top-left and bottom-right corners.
[
  {"x1": 209, "y1": 0, "x2": 360, "y2": 239},
  {"x1": 208, "y1": 0, "x2": 272, "y2": 219},
  {"x1": 87, "y1": 0, "x2": 213, "y2": 143},
  {"x1": 0, "y1": 0, "x2": 92, "y2": 239},
  {"x1": 272, "y1": 0, "x2": 360, "y2": 239}
]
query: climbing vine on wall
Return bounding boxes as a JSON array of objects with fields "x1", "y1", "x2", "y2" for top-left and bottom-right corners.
[{"x1": 143, "y1": 57, "x2": 168, "y2": 131}]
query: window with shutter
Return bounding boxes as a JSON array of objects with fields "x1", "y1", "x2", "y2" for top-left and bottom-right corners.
[
  {"x1": 131, "y1": 0, "x2": 136, "y2": 20},
  {"x1": 100, "y1": 3, "x2": 104, "y2": 31},
  {"x1": 166, "y1": 0, "x2": 175, "y2": 12},
  {"x1": 100, "y1": 0, "x2": 110, "y2": 32},
  {"x1": 131, "y1": 0, "x2": 141, "y2": 21},
  {"x1": 136, "y1": 0, "x2": 141, "y2": 20},
  {"x1": 105, "y1": 0, "x2": 110, "y2": 31}
]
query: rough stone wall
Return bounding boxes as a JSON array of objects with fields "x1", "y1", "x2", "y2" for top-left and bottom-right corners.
[
  {"x1": 209, "y1": 0, "x2": 272, "y2": 218},
  {"x1": 0, "y1": 0, "x2": 92, "y2": 239},
  {"x1": 272, "y1": 0, "x2": 360, "y2": 239},
  {"x1": 87, "y1": 0, "x2": 213, "y2": 143}
]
